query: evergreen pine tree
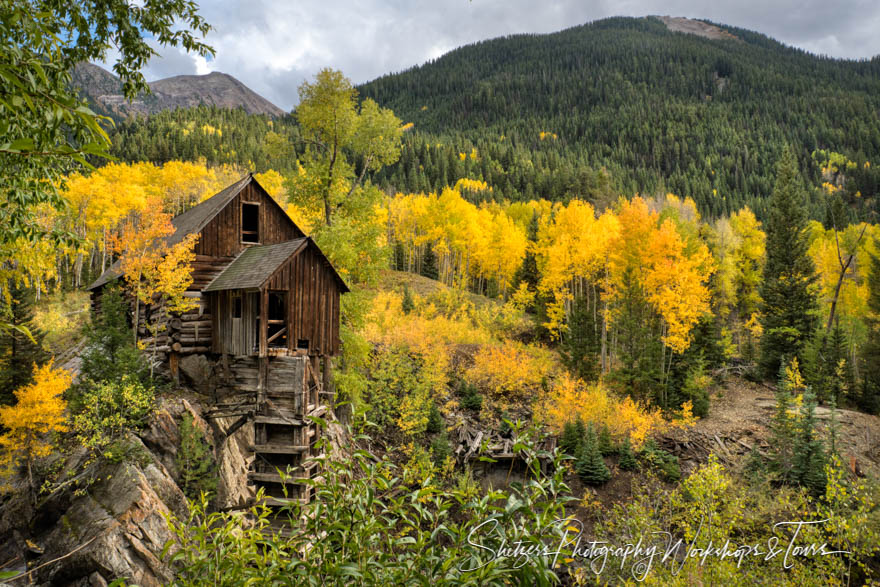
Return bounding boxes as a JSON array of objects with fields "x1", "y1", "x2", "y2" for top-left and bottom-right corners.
[
  {"x1": 860, "y1": 239, "x2": 880, "y2": 414},
  {"x1": 758, "y1": 147, "x2": 819, "y2": 379},
  {"x1": 598, "y1": 424, "x2": 614, "y2": 456},
  {"x1": 770, "y1": 359, "x2": 797, "y2": 482},
  {"x1": 618, "y1": 436, "x2": 638, "y2": 471},
  {"x1": 560, "y1": 295, "x2": 600, "y2": 382},
  {"x1": 73, "y1": 287, "x2": 149, "y2": 408},
  {"x1": 806, "y1": 325, "x2": 854, "y2": 405},
  {"x1": 611, "y1": 266, "x2": 663, "y2": 404},
  {"x1": 426, "y1": 401, "x2": 443, "y2": 434},
  {"x1": 802, "y1": 330, "x2": 830, "y2": 403},
  {"x1": 680, "y1": 352, "x2": 711, "y2": 418},
  {"x1": 177, "y1": 412, "x2": 218, "y2": 500},
  {"x1": 574, "y1": 417, "x2": 587, "y2": 446},
  {"x1": 401, "y1": 285, "x2": 415, "y2": 315},
  {"x1": 559, "y1": 418, "x2": 582, "y2": 456},
  {"x1": 0, "y1": 282, "x2": 49, "y2": 405},
  {"x1": 512, "y1": 214, "x2": 540, "y2": 292},
  {"x1": 576, "y1": 423, "x2": 611, "y2": 486},
  {"x1": 394, "y1": 242, "x2": 406, "y2": 271},
  {"x1": 827, "y1": 326, "x2": 853, "y2": 405},
  {"x1": 421, "y1": 244, "x2": 439, "y2": 280},
  {"x1": 791, "y1": 389, "x2": 827, "y2": 495},
  {"x1": 827, "y1": 396, "x2": 841, "y2": 460}
]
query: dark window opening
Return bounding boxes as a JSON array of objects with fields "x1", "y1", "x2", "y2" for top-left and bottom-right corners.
[
  {"x1": 242, "y1": 203, "x2": 260, "y2": 243},
  {"x1": 232, "y1": 294, "x2": 242, "y2": 318},
  {"x1": 267, "y1": 291, "x2": 287, "y2": 349},
  {"x1": 297, "y1": 339, "x2": 310, "y2": 351}
]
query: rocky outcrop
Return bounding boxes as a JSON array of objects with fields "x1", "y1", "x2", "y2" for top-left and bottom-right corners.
[
  {"x1": 213, "y1": 413, "x2": 254, "y2": 509},
  {"x1": 0, "y1": 396, "x2": 255, "y2": 585},
  {"x1": 71, "y1": 63, "x2": 285, "y2": 120}
]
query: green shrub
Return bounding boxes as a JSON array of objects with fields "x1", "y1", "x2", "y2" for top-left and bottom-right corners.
[
  {"x1": 364, "y1": 346, "x2": 433, "y2": 435},
  {"x1": 72, "y1": 376, "x2": 155, "y2": 455},
  {"x1": 640, "y1": 439, "x2": 680, "y2": 482},
  {"x1": 164, "y1": 422, "x2": 573, "y2": 584},
  {"x1": 459, "y1": 382, "x2": 483, "y2": 411},
  {"x1": 177, "y1": 413, "x2": 217, "y2": 501}
]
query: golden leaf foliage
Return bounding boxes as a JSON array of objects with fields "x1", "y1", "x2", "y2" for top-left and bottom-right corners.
[
  {"x1": 465, "y1": 343, "x2": 557, "y2": 399},
  {"x1": 386, "y1": 187, "x2": 528, "y2": 294},
  {"x1": 59, "y1": 160, "x2": 242, "y2": 245},
  {"x1": 606, "y1": 197, "x2": 714, "y2": 353},
  {"x1": 535, "y1": 199, "x2": 619, "y2": 336},
  {"x1": 808, "y1": 221, "x2": 879, "y2": 343},
  {"x1": 534, "y1": 195, "x2": 713, "y2": 352},
  {"x1": 539, "y1": 375, "x2": 666, "y2": 448},
  {"x1": 110, "y1": 199, "x2": 199, "y2": 343},
  {"x1": 0, "y1": 362, "x2": 71, "y2": 488}
]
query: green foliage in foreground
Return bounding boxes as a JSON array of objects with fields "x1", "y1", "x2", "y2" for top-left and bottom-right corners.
[
  {"x1": 163, "y1": 424, "x2": 573, "y2": 585},
  {"x1": 592, "y1": 456, "x2": 880, "y2": 585}
]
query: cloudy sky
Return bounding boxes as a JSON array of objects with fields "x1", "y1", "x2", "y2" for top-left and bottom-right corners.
[{"x1": 132, "y1": 0, "x2": 880, "y2": 112}]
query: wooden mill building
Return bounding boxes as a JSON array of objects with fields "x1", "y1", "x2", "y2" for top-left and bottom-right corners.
[{"x1": 88, "y1": 173, "x2": 348, "y2": 504}]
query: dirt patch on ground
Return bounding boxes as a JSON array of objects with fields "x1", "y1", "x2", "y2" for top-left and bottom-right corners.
[
  {"x1": 571, "y1": 377, "x2": 880, "y2": 520},
  {"x1": 655, "y1": 16, "x2": 740, "y2": 42},
  {"x1": 663, "y1": 377, "x2": 880, "y2": 477}
]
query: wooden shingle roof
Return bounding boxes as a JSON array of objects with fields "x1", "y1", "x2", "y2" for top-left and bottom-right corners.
[
  {"x1": 203, "y1": 237, "x2": 349, "y2": 293},
  {"x1": 204, "y1": 239, "x2": 307, "y2": 292}
]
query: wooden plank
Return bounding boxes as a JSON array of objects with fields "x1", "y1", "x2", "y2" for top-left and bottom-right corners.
[
  {"x1": 250, "y1": 443, "x2": 311, "y2": 454},
  {"x1": 259, "y1": 288, "x2": 268, "y2": 357},
  {"x1": 253, "y1": 415, "x2": 307, "y2": 426}
]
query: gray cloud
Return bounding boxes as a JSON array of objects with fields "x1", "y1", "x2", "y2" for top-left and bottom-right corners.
[{"x1": 136, "y1": 0, "x2": 880, "y2": 111}]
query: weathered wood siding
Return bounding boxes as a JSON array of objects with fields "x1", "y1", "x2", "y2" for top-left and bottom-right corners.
[
  {"x1": 266, "y1": 244, "x2": 341, "y2": 356},
  {"x1": 195, "y1": 182, "x2": 304, "y2": 257},
  {"x1": 210, "y1": 244, "x2": 341, "y2": 357},
  {"x1": 211, "y1": 290, "x2": 259, "y2": 356}
]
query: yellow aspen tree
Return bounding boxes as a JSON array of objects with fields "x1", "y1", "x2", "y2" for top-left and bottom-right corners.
[
  {"x1": 110, "y1": 198, "x2": 198, "y2": 347},
  {"x1": 0, "y1": 362, "x2": 71, "y2": 502}
]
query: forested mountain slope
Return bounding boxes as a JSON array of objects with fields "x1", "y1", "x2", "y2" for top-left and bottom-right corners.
[
  {"x1": 360, "y1": 16, "x2": 880, "y2": 219},
  {"x1": 103, "y1": 16, "x2": 880, "y2": 220}
]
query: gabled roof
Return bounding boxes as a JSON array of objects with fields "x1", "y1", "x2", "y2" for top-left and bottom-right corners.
[
  {"x1": 87, "y1": 173, "x2": 293, "y2": 291},
  {"x1": 203, "y1": 237, "x2": 349, "y2": 293},
  {"x1": 166, "y1": 173, "x2": 253, "y2": 246},
  {"x1": 204, "y1": 239, "x2": 307, "y2": 292}
]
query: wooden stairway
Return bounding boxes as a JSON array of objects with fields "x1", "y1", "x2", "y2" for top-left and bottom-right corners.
[
  {"x1": 208, "y1": 354, "x2": 327, "y2": 508},
  {"x1": 248, "y1": 355, "x2": 325, "y2": 505}
]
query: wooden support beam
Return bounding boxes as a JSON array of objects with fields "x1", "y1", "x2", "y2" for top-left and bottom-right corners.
[{"x1": 222, "y1": 413, "x2": 251, "y2": 439}]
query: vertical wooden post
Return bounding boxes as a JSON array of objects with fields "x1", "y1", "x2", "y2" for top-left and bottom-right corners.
[
  {"x1": 169, "y1": 352, "x2": 180, "y2": 383},
  {"x1": 258, "y1": 355, "x2": 267, "y2": 407},
  {"x1": 259, "y1": 287, "x2": 268, "y2": 358}
]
